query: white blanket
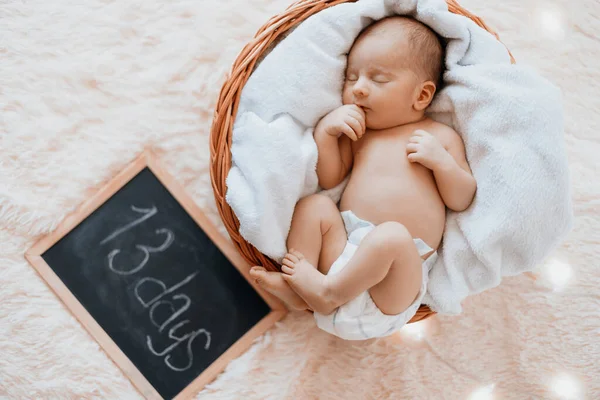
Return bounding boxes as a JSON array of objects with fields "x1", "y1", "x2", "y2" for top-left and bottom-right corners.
[{"x1": 225, "y1": 0, "x2": 573, "y2": 314}]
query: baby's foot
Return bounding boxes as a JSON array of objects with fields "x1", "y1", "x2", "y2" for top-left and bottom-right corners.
[
  {"x1": 281, "y1": 249, "x2": 337, "y2": 315},
  {"x1": 249, "y1": 266, "x2": 308, "y2": 311}
]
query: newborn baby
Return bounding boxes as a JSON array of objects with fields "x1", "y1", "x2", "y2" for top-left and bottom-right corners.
[{"x1": 250, "y1": 16, "x2": 476, "y2": 340}]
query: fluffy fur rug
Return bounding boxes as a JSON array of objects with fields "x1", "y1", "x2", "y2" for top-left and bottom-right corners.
[{"x1": 1, "y1": 0, "x2": 598, "y2": 398}]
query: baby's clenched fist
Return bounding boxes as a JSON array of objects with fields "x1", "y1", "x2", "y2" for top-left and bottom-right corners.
[
  {"x1": 406, "y1": 129, "x2": 453, "y2": 170},
  {"x1": 315, "y1": 104, "x2": 366, "y2": 141}
]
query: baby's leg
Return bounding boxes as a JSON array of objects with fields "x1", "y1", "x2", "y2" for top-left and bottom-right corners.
[
  {"x1": 250, "y1": 194, "x2": 347, "y2": 310},
  {"x1": 286, "y1": 194, "x2": 347, "y2": 275},
  {"x1": 249, "y1": 266, "x2": 308, "y2": 310},
  {"x1": 282, "y1": 222, "x2": 423, "y2": 316}
]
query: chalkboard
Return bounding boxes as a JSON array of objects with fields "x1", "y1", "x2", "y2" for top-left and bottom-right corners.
[{"x1": 26, "y1": 150, "x2": 286, "y2": 400}]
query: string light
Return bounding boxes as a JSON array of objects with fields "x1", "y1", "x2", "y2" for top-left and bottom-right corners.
[{"x1": 468, "y1": 384, "x2": 495, "y2": 400}]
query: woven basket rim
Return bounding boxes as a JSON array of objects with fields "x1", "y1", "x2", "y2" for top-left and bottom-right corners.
[{"x1": 210, "y1": 0, "x2": 515, "y2": 324}]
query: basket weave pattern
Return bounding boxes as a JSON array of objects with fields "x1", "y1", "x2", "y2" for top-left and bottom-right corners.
[{"x1": 210, "y1": 0, "x2": 514, "y2": 323}]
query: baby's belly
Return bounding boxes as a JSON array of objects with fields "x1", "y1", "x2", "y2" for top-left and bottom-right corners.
[{"x1": 340, "y1": 168, "x2": 446, "y2": 250}]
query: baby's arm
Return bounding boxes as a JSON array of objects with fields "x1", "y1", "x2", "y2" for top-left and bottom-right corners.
[
  {"x1": 314, "y1": 105, "x2": 365, "y2": 189},
  {"x1": 434, "y1": 129, "x2": 477, "y2": 212},
  {"x1": 315, "y1": 132, "x2": 353, "y2": 189}
]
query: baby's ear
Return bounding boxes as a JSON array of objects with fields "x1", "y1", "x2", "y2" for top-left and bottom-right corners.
[{"x1": 414, "y1": 81, "x2": 437, "y2": 111}]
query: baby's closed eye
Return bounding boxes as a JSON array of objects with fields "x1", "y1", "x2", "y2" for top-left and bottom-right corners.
[
  {"x1": 345, "y1": 74, "x2": 389, "y2": 83},
  {"x1": 372, "y1": 75, "x2": 390, "y2": 83}
]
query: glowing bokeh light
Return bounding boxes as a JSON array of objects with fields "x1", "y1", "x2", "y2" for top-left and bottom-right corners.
[
  {"x1": 399, "y1": 320, "x2": 426, "y2": 340},
  {"x1": 551, "y1": 373, "x2": 582, "y2": 400},
  {"x1": 468, "y1": 384, "x2": 495, "y2": 400},
  {"x1": 536, "y1": 6, "x2": 566, "y2": 40},
  {"x1": 545, "y1": 258, "x2": 572, "y2": 291}
]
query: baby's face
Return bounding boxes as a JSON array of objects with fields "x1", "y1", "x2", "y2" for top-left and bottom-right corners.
[{"x1": 343, "y1": 33, "x2": 421, "y2": 130}]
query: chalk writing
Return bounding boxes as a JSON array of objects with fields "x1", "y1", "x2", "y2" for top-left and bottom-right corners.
[
  {"x1": 166, "y1": 328, "x2": 211, "y2": 372},
  {"x1": 103, "y1": 204, "x2": 211, "y2": 372},
  {"x1": 149, "y1": 294, "x2": 191, "y2": 333},
  {"x1": 100, "y1": 205, "x2": 157, "y2": 245},
  {"x1": 107, "y1": 228, "x2": 174, "y2": 276},
  {"x1": 147, "y1": 320, "x2": 211, "y2": 372},
  {"x1": 134, "y1": 272, "x2": 198, "y2": 309}
]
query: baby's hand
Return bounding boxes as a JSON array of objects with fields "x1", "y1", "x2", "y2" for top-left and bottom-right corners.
[
  {"x1": 406, "y1": 129, "x2": 452, "y2": 170},
  {"x1": 315, "y1": 104, "x2": 366, "y2": 141}
]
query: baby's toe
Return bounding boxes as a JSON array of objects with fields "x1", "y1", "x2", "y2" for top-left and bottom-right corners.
[
  {"x1": 250, "y1": 266, "x2": 265, "y2": 274},
  {"x1": 282, "y1": 258, "x2": 295, "y2": 268},
  {"x1": 285, "y1": 252, "x2": 299, "y2": 263},
  {"x1": 281, "y1": 265, "x2": 295, "y2": 275},
  {"x1": 249, "y1": 266, "x2": 266, "y2": 281},
  {"x1": 290, "y1": 250, "x2": 304, "y2": 260}
]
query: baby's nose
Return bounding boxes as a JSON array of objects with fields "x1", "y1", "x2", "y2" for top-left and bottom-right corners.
[
  {"x1": 352, "y1": 84, "x2": 369, "y2": 97},
  {"x1": 352, "y1": 77, "x2": 369, "y2": 97}
]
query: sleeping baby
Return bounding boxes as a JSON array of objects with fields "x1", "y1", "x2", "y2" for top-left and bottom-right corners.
[{"x1": 249, "y1": 16, "x2": 477, "y2": 340}]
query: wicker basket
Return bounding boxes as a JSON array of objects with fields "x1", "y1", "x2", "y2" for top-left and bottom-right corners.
[{"x1": 210, "y1": 0, "x2": 515, "y2": 324}]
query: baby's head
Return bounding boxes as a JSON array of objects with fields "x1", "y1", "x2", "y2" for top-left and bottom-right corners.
[{"x1": 343, "y1": 16, "x2": 444, "y2": 130}]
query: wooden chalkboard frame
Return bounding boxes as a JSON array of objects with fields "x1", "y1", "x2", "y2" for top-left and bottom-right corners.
[{"x1": 25, "y1": 148, "x2": 287, "y2": 399}]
